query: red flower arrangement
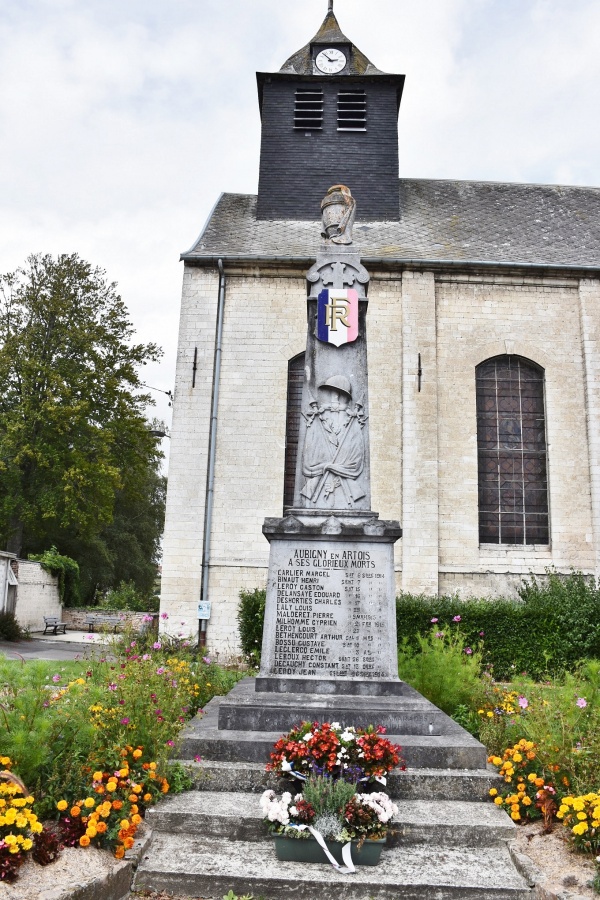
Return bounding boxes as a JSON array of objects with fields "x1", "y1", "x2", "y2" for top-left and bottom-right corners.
[{"x1": 267, "y1": 721, "x2": 405, "y2": 783}]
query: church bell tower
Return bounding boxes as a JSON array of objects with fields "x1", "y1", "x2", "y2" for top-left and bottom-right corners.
[{"x1": 256, "y1": 1, "x2": 405, "y2": 221}]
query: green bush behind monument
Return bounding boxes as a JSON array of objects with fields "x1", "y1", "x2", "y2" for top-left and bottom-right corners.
[{"x1": 238, "y1": 571, "x2": 600, "y2": 680}]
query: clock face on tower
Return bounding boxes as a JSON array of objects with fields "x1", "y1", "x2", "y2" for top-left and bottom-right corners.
[{"x1": 315, "y1": 48, "x2": 347, "y2": 74}]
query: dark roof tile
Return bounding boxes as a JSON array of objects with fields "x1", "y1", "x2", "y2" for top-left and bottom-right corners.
[{"x1": 184, "y1": 179, "x2": 600, "y2": 269}]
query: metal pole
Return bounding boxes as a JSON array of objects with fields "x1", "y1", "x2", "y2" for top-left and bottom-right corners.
[
  {"x1": 200, "y1": 259, "x2": 226, "y2": 647},
  {"x1": 329, "y1": 0, "x2": 334, "y2": 12}
]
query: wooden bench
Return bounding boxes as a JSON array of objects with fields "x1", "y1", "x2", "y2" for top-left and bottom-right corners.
[
  {"x1": 43, "y1": 616, "x2": 68, "y2": 635},
  {"x1": 84, "y1": 614, "x2": 122, "y2": 633}
]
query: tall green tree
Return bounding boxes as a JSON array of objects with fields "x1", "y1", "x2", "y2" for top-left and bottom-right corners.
[{"x1": 0, "y1": 253, "x2": 163, "y2": 574}]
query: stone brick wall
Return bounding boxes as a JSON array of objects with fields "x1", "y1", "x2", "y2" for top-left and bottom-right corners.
[
  {"x1": 161, "y1": 262, "x2": 600, "y2": 655},
  {"x1": 62, "y1": 609, "x2": 157, "y2": 632},
  {"x1": 14, "y1": 561, "x2": 61, "y2": 631}
]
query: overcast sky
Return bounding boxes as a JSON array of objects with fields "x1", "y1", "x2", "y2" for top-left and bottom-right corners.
[{"x1": 1, "y1": 0, "x2": 599, "y2": 437}]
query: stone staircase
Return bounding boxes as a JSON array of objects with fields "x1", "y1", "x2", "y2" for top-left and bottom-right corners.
[{"x1": 134, "y1": 679, "x2": 533, "y2": 899}]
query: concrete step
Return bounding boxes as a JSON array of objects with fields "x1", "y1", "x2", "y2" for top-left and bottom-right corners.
[
  {"x1": 175, "y1": 759, "x2": 501, "y2": 801},
  {"x1": 146, "y1": 791, "x2": 515, "y2": 848},
  {"x1": 180, "y1": 700, "x2": 488, "y2": 770},
  {"x1": 134, "y1": 832, "x2": 532, "y2": 899},
  {"x1": 218, "y1": 678, "x2": 458, "y2": 735}
]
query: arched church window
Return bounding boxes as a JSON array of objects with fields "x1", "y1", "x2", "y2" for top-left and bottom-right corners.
[
  {"x1": 284, "y1": 353, "x2": 305, "y2": 509},
  {"x1": 476, "y1": 356, "x2": 549, "y2": 545}
]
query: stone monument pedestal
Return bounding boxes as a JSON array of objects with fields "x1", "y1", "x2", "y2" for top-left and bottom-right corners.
[{"x1": 257, "y1": 511, "x2": 402, "y2": 696}]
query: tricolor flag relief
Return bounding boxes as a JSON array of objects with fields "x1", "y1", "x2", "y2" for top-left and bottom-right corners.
[{"x1": 317, "y1": 289, "x2": 359, "y2": 347}]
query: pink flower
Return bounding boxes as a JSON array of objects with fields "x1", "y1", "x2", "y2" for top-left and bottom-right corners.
[
  {"x1": 120, "y1": 717, "x2": 130, "y2": 725},
  {"x1": 453, "y1": 615, "x2": 462, "y2": 623},
  {"x1": 194, "y1": 755, "x2": 202, "y2": 763},
  {"x1": 576, "y1": 698, "x2": 588, "y2": 708},
  {"x1": 130, "y1": 641, "x2": 136, "y2": 648},
  {"x1": 435, "y1": 632, "x2": 445, "y2": 639},
  {"x1": 202, "y1": 656, "x2": 211, "y2": 665},
  {"x1": 430, "y1": 618, "x2": 438, "y2": 624},
  {"x1": 142, "y1": 654, "x2": 151, "y2": 661},
  {"x1": 153, "y1": 642, "x2": 162, "y2": 650},
  {"x1": 161, "y1": 612, "x2": 169, "y2": 620},
  {"x1": 52, "y1": 674, "x2": 61, "y2": 683},
  {"x1": 518, "y1": 696, "x2": 529, "y2": 709},
  {"x1": 464, "y1": 647, "x2": 473, "y2": 655},
  {"x1": 108, "y1": 683, "x2": 117, "y2": 691},
  {"x1": 479, "y1": 631, "x2": 485, "y2": 637},
  {"x1": 142, "y1": 614, "x2": 153, "y2": 623},
  {"x1": 166, "y1": 740, "x2": 175, "y2": 747}
]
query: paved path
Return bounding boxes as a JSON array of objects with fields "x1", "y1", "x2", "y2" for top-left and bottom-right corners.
[{"x1": 0, "y1": 633, "x2": 110, "y2": 661}]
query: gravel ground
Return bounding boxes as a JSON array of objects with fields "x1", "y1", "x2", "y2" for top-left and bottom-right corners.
[{"x1": 513, "y1": 821, "x2": 598, "y2": 898}]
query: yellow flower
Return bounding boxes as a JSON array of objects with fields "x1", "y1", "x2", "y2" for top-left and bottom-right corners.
[
  {"x1": 577, "y1": 812, "x2": 587, "y2": 821},
  {"x1": 489, "y1": 789, "x2": 498, "y2": 797},
  {"x1": 513, "y1": 753, "x2": 523, "y2": 763},
  {"x1": 84, "y1": 798, "x2": 95, "y2": 808},
  {"x1": 511, "y1": 812, "x2": 521, "y2": 821},
  {"x1": 93, "y1": 771, "x2": 104, "y2": 782},
  {"x1": 57, "y1": 800, "x2": 68, "y2": 811},
  {"x1": 572, "y1": 822, "x2": 588, "y2": 836},
  {"x1": 494, "y1": 797, "x2": 504, "y2": 806},
  {"x1": 22, "y1": 838, "x2": 33, "y2": 851},
  {"x1": 527, "y1": 773, "x2": 537, "y2": 783},
  {"x1": 487, "y1": 711, "x2": 494, "y2": 718}
]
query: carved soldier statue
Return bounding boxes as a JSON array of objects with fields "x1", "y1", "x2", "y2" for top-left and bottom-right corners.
[{"x1": 301, "y1": 375, "x2": 367, "y2": 508}]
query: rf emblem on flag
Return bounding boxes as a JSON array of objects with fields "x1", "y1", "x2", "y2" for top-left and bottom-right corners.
[{"x1": 317, "y1": 289, "x2": 359, "y2": 347}]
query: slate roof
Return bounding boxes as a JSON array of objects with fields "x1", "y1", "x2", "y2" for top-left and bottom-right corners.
[
  {"x1": 280, "y1": 8, "x2": 384, "y2": 77},
  {"x1": 183, "y1": 179, "x2": 600, "y2": 271}
]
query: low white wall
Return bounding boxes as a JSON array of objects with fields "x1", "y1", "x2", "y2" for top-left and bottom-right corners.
[{"x1": 14, "y1": 561, "x2": 62, "y2": 631}]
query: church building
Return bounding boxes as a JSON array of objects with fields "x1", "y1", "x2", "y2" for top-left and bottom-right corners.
[{"x1": 160, "y1": 3, "x2": 600, "y2": 653}]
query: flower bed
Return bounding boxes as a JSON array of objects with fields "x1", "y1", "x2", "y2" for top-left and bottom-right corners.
[{"x1": 0, "y1": 638, "x2": 242, "y2": 882}]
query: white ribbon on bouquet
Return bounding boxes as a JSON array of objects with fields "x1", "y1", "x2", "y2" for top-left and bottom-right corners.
[{"x1": 290, "y1": 825, "x2": 356, "y2": 875}]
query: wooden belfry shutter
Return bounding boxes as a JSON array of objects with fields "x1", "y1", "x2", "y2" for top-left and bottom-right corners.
[
  {"x1": 283, "y1": 353, "x2": 305, "y2": 510},
  {"x1": 476, "y1": 356, "x2": 549, "y2": 545}
]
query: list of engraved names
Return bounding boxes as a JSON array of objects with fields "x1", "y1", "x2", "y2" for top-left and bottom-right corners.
[{"x1": 273, "y1": 542, "x2": 390, "y2": 679}]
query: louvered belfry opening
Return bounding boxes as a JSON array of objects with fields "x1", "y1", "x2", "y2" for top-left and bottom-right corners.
[
  {"x1": 337, "y1": 89, "x2": 367, "y2": 131},
  {"x1": 283, "y1": 353, "x2": 305, "y2": 509},
  {"x1": 294, "y1": 88, "x2": 324, "y2": 130},
  {"x1": 476, "y1": 355, "x2": 549, "y2": 545}
]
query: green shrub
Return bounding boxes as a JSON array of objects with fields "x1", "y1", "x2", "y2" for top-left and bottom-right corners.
[
  {"x1": 0, "y1": 611, "x2": 25, "y2": 641},
  {"x1": 396, "y1": 575, "x2": 600, "y2": 679},
  {"x1": 29, "y1": 546, "x2": 80, "y2": 607},
  {"x1": 99, "y1": 579, "x2": 158, "y2": 613},
  {"x1": 397, "y1": 627, "x2": 485, "y2": 716},
  {"x1": 237, "y1": 589, "x2": 266, "y2": 664}
]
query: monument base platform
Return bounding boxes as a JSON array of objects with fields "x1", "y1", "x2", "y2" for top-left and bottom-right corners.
[
  {"x1": 255, "y1": 675, "x2": 406, "y2": 696},
  {"x1": 182, "y1": 678, "x2": 488, "y2": 771}
]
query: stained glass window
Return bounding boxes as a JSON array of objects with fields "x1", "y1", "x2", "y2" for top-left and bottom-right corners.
[{"x1": 476, "y1": 356, "x2": 549, "y2": 545}]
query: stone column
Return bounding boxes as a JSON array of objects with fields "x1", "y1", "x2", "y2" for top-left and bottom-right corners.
[
  {"x1": 401, "y1": 271, "x2": 439, "y2": 595},
  {"x1": 579, "y1": 278, "x2": 600, "y2": 575}
]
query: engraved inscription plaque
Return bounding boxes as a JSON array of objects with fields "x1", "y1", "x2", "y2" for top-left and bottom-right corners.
[{"x1": 261, "y1": 539, "x2": 399, "y2": 682}]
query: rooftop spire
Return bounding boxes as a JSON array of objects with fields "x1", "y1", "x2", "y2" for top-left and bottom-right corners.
[
  {"x1": 279, "y1": 4, "x2": 384, "y2": 75},
  {"x1": 328, "y1": 0, "x2": 334, "y2": 12}
]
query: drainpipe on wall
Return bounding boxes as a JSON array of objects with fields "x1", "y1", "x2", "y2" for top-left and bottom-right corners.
[{"x1": 199, "y1": 259, "x2": 226, "y2": 648}]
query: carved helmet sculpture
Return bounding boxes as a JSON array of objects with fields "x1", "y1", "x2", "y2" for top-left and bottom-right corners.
[
  {"x1": 320, "y1": 375, "x2": 353, "y2": 398},
  {"x1": 321, "y1": 185, "x2": 357, "y2": 246}
]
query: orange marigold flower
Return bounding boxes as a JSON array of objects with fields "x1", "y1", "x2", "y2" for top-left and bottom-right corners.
[
  {"x1": 128, "y1": 794, "x2": 138, "y2": 803},
  {"x1": 112, "y1": 800, "x2": 123, "y2": 810},
  {"x1": 161, "y1": 782, "x2": 170, "y2": 794},
  {"x1": 115, "y1": 846, "x2": 125, "y2": 859},
  {"x1": 143, "y1": 793, "x2": 152, "y2": 802},
  {"x1": 132, "y1": 814, "x2": 142, "y2": 825},
  {"x1": 124, "y1": 837, "x2": 135, "y2": 849},
  {"x1": 79, "y1": 835, "x2": 90, "y2": 847},
  {"x1": 71, "y1": 807, "x2": 81, "y2": 817},
  {"x1": 96, "y1": 822, "x2": 107, "y2": 834},
  {"x1": 133, "y1": 750, "x2": 142, "y2": 760}
]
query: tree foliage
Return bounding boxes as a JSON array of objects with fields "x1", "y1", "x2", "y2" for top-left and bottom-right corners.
[{"x1": 0, "y1": 253, "x2": 164, "y2": 599}]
